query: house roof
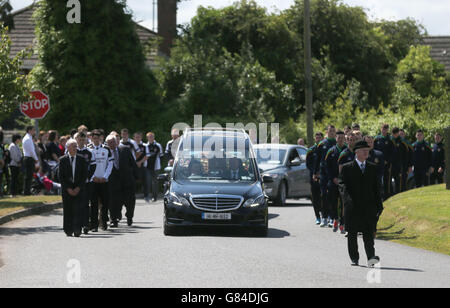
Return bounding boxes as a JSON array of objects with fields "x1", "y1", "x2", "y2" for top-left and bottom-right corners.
[
  {"x1": 8, "y1": 4, "x2": 37, "y2": 70},
  {"x1": 423, "y1": 36, "x2": 450, "y2": 71},
  {"x1": 8, "y1": 3, "x2": 160, "y2": 71}
]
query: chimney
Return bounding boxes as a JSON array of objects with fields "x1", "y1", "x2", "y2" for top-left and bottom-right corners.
[{"x1": 158, "y1": 0, "x2": 177, "y2": 56}]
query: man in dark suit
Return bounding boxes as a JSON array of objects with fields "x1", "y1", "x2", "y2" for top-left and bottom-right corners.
[
  {"x1": 59, "y1": 139, "x2": 88, "y2": 237},
  {"x1": 224, "y1": 157, "x2": 249, "y2": 181},
  {"x1": 339, "y1": 141, "x2": 384, "y2": 267},
  {"x1": 106, "y1": 134, "x2": 138, "y2": 227}
]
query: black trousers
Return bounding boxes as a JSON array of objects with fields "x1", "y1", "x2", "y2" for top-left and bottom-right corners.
[
  {"x1": 0, "y1": 166, "x2": 10, "y2": 196},
  {"x1": 90, "y1": 182, "x2": 110, "y2": 228},
  {"x1": 414, "y1": 169, "x2": 429, "y2": 188},
  {"x1": 382, "y1": 164, "x2": 391, "y2": 200},
  {"x1": 81, "y1": 183, "x2": 93, "y2": 228},
  {"x1": 430, "y1": 171, "x2": 444, "y2": 185},
  {"x1": 9, "y1": 166, "x2": 20, "y2": 196},
  {"x1": 110, "y1": 187, "x2": 136, "y2": 222},
  {"x1": 347, "y1": 231, "x2": 375, "y2": 261},
  {"x1": 63, "y1": 192, "x2": 84, "y2": 236},
  {"x1": 319, "y1": 175, "x2": 329, "y2": 218},
  {"x1": 310, "y1": 181, "x2": 321, "y2": 220},
  {"x1": 390, "y1": 170, "x2": 401, "y2": 196},
  {"x1": 23, "y1": 157, "x2": 35, "y2": 195},
  {"x1": 144, "y1": 168, "x2": 158, "y2": 200},
  {"x1": 327, "y1": 182, "x2": 339, "y2": 220},
  {"x1": 400, "y1": 170, "x2": 408, "y2": 192}
]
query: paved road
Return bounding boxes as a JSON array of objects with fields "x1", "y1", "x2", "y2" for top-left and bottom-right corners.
[{"x1": 0, "y1": 198, "x2": 449, "y2": 288}]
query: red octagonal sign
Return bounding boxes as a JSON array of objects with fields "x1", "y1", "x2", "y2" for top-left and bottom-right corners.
[{"x1": 20, "y1": 90, "x2": 50, "y2": 120}]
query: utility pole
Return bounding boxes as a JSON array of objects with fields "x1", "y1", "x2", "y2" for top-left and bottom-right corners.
[
  {"x1": 153, "y1": 0, "x2": 156, "y2": 32},
  {"x1": 304, "y1": 0, "x2": 314, "y2": 146}
]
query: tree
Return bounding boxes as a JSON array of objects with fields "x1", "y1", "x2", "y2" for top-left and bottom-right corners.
[
  {"x1": 0, "y1": 0, "x2": 14, "y2": 29},
  {"x1": 396, "y1": 45, "x2": 447, "y2": 99},
  {"x1": 0, "y1": 24, "x2": 29, "y2": 122},
  {"x1": 30, "y1": 0, "x2": 160, "y2": 133},
  {"x1": 158, "y1": 40, "x2": 292, "y2": 126}
]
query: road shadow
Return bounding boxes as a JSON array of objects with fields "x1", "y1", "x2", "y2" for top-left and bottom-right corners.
[
  {"x1": 168, "y1": 226, "x2": 290, "y2": 238},
  {"x1": 359, "y1": 265, "x2": 424, "y2": 272},
  {"x1": 0, "y1": 225, "x2": 61, "y2": 237},
  {"x1": 376, "y1": 227, "x2": 418, "y2": 241},
  {"x1": 268, "y1": 213, "x2": 279, "y2": 220},
  {"x1": 0, "y1": 220, "x2": 155, "y2": 238}
]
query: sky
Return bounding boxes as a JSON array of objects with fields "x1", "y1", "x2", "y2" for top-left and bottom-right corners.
[{"x1": 9, "y1": 0, "x2": 450, "y2": 35}]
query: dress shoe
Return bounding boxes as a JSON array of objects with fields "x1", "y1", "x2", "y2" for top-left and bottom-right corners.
[
  {"x1": 74, "y1": 232, "x2": 81, "y2": 238},
  {"x1": 110, "y1": 221, "x2": 118, "y2": 228},
  {"x1": 127, "y1": 218, "x2": 133, "y2": 226},
  {"x1": 83, "y1": 227, "x2": 89, "y2": 235}
]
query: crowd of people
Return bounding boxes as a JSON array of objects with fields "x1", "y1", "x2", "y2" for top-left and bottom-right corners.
[
  {"x1": 305, "y1": 123, "x2": 446, "y2": 232},
  {"x1": 0, "y1": 125, "x2": 180, "y2": 237},
  {"x1": 304, "y1": 123, "x2": 445, "y2": 266},
  {"x1": 0, "y1": 123, "x2": 446, "y2": 244}
]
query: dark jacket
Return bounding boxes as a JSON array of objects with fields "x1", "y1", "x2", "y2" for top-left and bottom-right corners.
[
  {"x1": 367, "y1": 149, "x2": 385, "y2": 180},
  {"x1": 109, "y1": 145, "x2": 138, "y2": 190},
  {"x1": 391, "y1": 136, "x2": 409, "y2": 173},
  {"x1": 412, "y1": 141, "x2": 432, "y2": 171},
  {"x1": 59, "y1": 154, "x2": 88, "y2": 193},
  {"x1": 339, "y1": 160, "x2": 383, "y2": 233},
  {"x1": 432, "y1": 142, "x2": 445, "y2": 171},
  {"x1": 306, "y1": 143, "x2": 319, "y2": 182},
  {"x1": 314, "y1": 138, "x2": 337, "y2": 178},
  {"x1": 374, "y1": 134, "x2": 394, "y2": 165},
  {"x1": 338, "y1": 147, "x2": 355, "y2": 167},
  {"x1": 325, "y1": 144, "x2": 347, "y2": 182}
]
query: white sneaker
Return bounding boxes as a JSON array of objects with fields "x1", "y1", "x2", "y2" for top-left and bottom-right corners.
[
  {"x1": 320, "y1": 218, "x2": 328, "y2": 227},
  {"x1": 368, "y1": 256, "x2": 380, "y2": 268},
  {"x1": 327, "y1": 218, "x2": 333, "y2": 228}
]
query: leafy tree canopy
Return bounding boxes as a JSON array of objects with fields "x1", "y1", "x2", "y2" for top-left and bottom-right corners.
[{"x1": 30, "y1": 0, "x2": 161, "y2": 133}]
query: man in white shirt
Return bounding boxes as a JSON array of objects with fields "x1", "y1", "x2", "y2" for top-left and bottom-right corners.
[
  {"x1": 144, "y1": 132, "x2": 163, "y2": 203},
  {"x1": 88, "y1": 130, "x2": 114, "y2": 231},
  {"x1": 22, "y1": 126, "x2": 39, "y2": 195}
]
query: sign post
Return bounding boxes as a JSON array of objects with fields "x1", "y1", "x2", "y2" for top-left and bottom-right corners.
[{"x1": 20, "y1": 91, "x2": 50, "y2": 133}]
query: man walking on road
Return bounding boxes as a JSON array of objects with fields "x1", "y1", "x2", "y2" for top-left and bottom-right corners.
[
  {"x1": 59, "y1": 139, "x2": 88, "y2": 237},
  {"x1": 306, "y1": 132, "x2": 324, "y2": 225},
  {"x1": 107, "y1": 135, "x2": 138, "y2": 227},
  {"x1": 339, "y1": 141, "x2": 383, "y2": 267}
]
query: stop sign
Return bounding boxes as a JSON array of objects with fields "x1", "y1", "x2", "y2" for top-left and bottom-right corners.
[{"x1": 20, "y1": 90, "x2": 50, "y2": 119}]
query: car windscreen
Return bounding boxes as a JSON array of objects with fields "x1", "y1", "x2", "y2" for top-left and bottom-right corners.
[
  {"x1": 173, "y1": 135, "x2": 257, "y2": 183},
  {"x1": 254, "y1": 148, "x2": 287, "y2": 166}
]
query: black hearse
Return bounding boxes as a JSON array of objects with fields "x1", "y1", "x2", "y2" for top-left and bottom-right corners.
[{"x1": 162, "y1": 128, "x2": 269, "y2": 236}]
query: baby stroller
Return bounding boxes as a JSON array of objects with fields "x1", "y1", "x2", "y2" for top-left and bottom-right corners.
[{"x1": 31, "y1": 170, "x2": 61, "y2": 196}]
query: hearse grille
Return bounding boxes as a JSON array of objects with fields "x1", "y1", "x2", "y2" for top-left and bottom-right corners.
[{"x1": 190, "y1": 195, "x2": 244, "y2": 212}]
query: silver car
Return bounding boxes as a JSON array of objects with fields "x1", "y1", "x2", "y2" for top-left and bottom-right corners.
[{"x1": 253, "y1": 144, "x2": 311, "y2": 206}]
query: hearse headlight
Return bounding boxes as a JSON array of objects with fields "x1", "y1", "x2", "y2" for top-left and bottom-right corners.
[
  {"x1": 243, "y1": 194, "x2": 265, "y2": 208},
  {"x1": 169, "y1": 192, "x2": 190, "y2": 207}
]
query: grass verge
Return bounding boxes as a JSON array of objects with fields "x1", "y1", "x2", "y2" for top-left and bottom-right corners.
[
  {"x1": 377, "y1": 184, "x2": 450, "y2": 255},
  {"x1": 0, "y1": 195, "x2": 62, "y2": 217}
]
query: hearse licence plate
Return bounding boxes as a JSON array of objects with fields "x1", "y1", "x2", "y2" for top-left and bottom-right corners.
[{"x1": 202, "y1": 213, "x2": 232, "y2": 220}]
